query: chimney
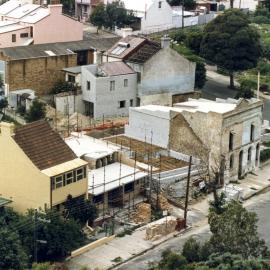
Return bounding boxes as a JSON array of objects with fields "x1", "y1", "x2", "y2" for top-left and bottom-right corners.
[
  {"x1": 48, "y1": 2, "x2": 63, "y2": 15},
  {"x1": 0, "y1": 122, "x2": 15, "y2": 137},
  {"x1": 161, "y1": 35, "x2": 171, "y2": 49}
]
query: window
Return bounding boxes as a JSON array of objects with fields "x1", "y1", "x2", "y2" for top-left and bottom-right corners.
[
  {"x1": 83, "y1": 5, "x2": 87, "y2": 12},
  {"x1": 250, "y1": 124, "x2": 255, "y2": 142},
  {"x1": 130, "y1": 99, "x2": 133, "y2": 107},
  {"x1": 110, "y1": 80, "x2": 115, "y2": 91},
  {"x1": 30, "y1": 26, "x2": 33, "y2": 37},
  {"x1": 137, "y1": 72, "x2": 141, "y2": 83},
  {"x1": 93, "y1": 194, "x2": 104, "y2": 204},
  {"x1": 20, "y1": 33, "x2": 29, "y2": 38},
  {"x1": 229, "y1": 154, "x2": 234, "y2": 169},
  {"x1": 119, "y1": 100, "x2": 126, "y2": 108},
  {"x1": 124, "y1": 79, "x2": 128, "y2": 87},
  {"x1": 87, "y1": 80, "x2": 91, "y2": 90},
  {"x1": 248, "y1": 147, "x2": 252, "y2": 163},
  {"x1": 124, "y1": 182, "x2": 134, "y2": 192},
  {"x1": 65, "y1": 171, "x2": 73, "y2": 185},
  {"x1": 158, "y1": 1, "x2": 162, "y2": 8},
  {"x1": 12, "y1": 34, "x2": 16, "y2": 43},
  {"x1": 68, "y1": 74, "x2": 75, "y2": 83},
  {"x1": 229, "y1": 132, "x2": 234, "y2": 151},
  {"x1": 76, "y1": 168, "x2": 84, "y2": 181},
  {"x1": 54, "y1": 175, "x2": 63, "y2": 189}
]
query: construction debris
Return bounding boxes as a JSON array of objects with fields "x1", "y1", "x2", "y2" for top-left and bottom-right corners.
[
  {"x1": 157, "y1": 194, "x2": 172, "y2": 211},
  {"x1": 131, "y1": 203, "x2": 151, "y2": 224},
  {"x1": 145, "y1": 216, "x2": 177, "y2": 241}
]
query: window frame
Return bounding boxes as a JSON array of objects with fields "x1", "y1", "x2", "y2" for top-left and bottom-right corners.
[
  {"x1": 12, "y1": 34, "x2": 16, "y2": 43},
  {"x1": 54, "y1": 175, "x2": 63, "y2": 189},
  {"x1": 87, "y1": 80, "x2": 91, "y2": 91},
  {"x1": 76, "y1": 167, "x2": 84, "y2": 181},
  {"x1": 65, "y1": 171, "x2": 74, "y2": 185},
  {"x1": 110, "y1": 80, "x2": 115, "y2": 91},
  {"x1": 20, "y1": 33, "x2": 29, "y2": 38},
  {"x1": 124, "y1": 79, "x2": 128, "y2": 87},
  {"x1": 158, "y1": 1, "x2": 162, "y2": 8}
]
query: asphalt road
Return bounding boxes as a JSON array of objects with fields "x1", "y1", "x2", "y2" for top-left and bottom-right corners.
[
  {"x1": 115, "y1": 190, "x2": 270, "y2": 270},
  {"x1": 201, "y1": 78, "x2": 270, "y2": 121}
]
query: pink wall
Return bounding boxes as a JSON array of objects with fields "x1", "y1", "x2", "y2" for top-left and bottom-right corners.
[
  {"x1": 0, "y1": 27, "x2": 31, "y2": 48},
  {"x1": 33, "y1": 5, "x2": 83, "y2": 44}
]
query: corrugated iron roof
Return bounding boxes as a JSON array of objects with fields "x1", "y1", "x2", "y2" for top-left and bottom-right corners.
[
  {"x1": 0, "y1": 37, "x2": 120, "y2": 60},
  {"x1": 13, "y1": 120, "x2": 77, "y2": 170},
  {"x1": 100, "y1": 61, "x2": 135, "y2": 76}
]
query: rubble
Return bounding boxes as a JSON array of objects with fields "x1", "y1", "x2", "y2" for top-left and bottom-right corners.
[{"x1": 130, "y1": 203, "x2": 151, "y2": 224}]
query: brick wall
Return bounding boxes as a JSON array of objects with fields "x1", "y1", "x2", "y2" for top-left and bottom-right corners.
[{"x1": 6, "y1": 54, "x2": 77, "y2": 96}]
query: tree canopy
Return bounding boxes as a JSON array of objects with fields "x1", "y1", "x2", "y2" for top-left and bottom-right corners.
[
  {"x1": 200, "y1": 9, "x2": 261, "y2": 88},
  {"x1": 90, "y1": 1, "x2": 136, "y2": 32},
  {"x1": 208, "y1": 200, "x2": 268, "y2": 258}
]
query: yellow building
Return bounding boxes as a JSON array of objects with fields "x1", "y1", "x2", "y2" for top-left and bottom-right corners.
[{"x1": 0, "y1": 120, "x2": 88, "y2": 213}]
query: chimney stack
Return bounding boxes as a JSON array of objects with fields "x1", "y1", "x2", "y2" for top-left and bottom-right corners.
[{"x1": 161, "y1": 35, "x2": 171, "y2": 49}]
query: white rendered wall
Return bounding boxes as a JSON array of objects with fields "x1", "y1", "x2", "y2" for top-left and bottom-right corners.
[{"x1": 125, "y1": 107, "x2": 171, "y2": 148}]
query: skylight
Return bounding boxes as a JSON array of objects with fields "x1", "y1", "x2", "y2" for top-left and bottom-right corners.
[{"x1": 44, "y1": 50, "x2": 56, "y2": 56}]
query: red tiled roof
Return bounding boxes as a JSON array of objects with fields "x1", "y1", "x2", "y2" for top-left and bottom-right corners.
[{"x1": 13, "y1": 120, "x2": 77, "y2": 170}]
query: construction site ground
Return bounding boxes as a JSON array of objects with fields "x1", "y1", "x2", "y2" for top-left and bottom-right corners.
[
  {"x1": 105, "y1": 135, "x2": 188, "y2": 172},
  {"x1": 66, "y1": 164, "x2": 270, "y2": 270}
]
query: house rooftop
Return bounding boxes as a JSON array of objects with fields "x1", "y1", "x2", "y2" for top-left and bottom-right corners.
[
  {"x1": 0, "y1": 37, "x2": 120, "y2": 60},
  {"x1": 99, "y1": 61, "x2": 136, "y2": 76},
  {"x1": 88, "y1": 162, "x2": 147, "y2": 196},
  {"x1": 20, "y1": 7, "x2": 49, "y2": 23},
  {"x1": 107, "y1": 35, "x2": 161, "y2": 63},
  {"x1": 62, "y1": 66, "x2": 82, "y2": 74},
  {"x1": 133, "y1": 98, "x2": 262, "y2": 118},
  {"x1": 0, "y1": 22, "x2": 28, "y2": 34},
  {"x1": 6, "y1": 3, "x2": 40, "y2": 19},
  {"x1": 13, "y1": 120, "x2": 77, "y2": 170},
  {"x1": 65, "y1": 133, "x2": 119, "y2": 160},
  {"x1": 0, "y1": 0, "x2": 22, "y2": 15}
]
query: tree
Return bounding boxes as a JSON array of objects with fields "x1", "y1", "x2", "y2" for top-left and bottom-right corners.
[
  {"x1": 0, "y1": 227, "x2": 28, "y2": 270},
  {"x1": 200, "y1": 9, "x2": 261, "y2": 89},
  {"x1": 208, "y1": 201, "x2": 269, "y2": 258},
  {"x1": 64, "y1": 195, "x2": 97, "y2": 225},
  {"x1": 104, "y1": 1, "x2": 136, "y2": 29},
  {"x1": 90, "y1": 4, "x2": 107, "y2": 34},
  {"x1": 19, "y1": 209, "x2": 85, "y2": 262},
  {"x1": 184, "y1": 30, "x2": 203, "y2": 54},
  {"x1": 167, "y1": 0, "x2": 196, "y2": 10},
  {"x1": 25, "y1": 99, "x2": 46, "y2": 123}
]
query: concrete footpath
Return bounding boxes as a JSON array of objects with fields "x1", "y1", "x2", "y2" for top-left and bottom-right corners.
[{"x1": 66, "y1": 164, "x2": 270, "y2": 270}]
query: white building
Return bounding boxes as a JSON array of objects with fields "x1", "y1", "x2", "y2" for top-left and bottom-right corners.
[
  {"x1": 81, "y1": 61, "x2": 137, "y2": 119},
  {"x1": 105, "y1": 36, "x2": 196, "y2": 106}
]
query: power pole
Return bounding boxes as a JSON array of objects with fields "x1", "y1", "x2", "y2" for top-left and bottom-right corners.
[
  {"x1": 182, "y1": 0, "x2": 184, "y2": 29},
  {"x1": 33, "y1": 209, "x2": 38, "y2": 263},
  {"x1": 184, "y1": 156, "x2": 192, "y2": 228}
]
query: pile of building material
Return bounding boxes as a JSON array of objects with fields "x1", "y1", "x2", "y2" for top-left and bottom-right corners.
[
  {"x1": 145, "y1": 216, "x2": 177, "y2": 241},
  {"x1": 131, "y1": 203, "x2": 151, "y2": 224},
  {"x1": 157, "y1": 194, "x2": 171, "y2": 211}
]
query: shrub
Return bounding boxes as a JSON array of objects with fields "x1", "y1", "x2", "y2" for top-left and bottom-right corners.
[
  {"x1": 182, "y1": 238, "x2": 201, "y2": 262},
  {"x1": 260, "y1": 148, "x2": 270, "y2": 162},
  {"x1": 260, "y1": 84, "x2": 269, "y2": 92},
  {"x1": 170, "y1": 30, "x2": 186, "y2": 43},
  {"x1": 253, "y1": 16, "x2": 270, "y2": 24}
]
